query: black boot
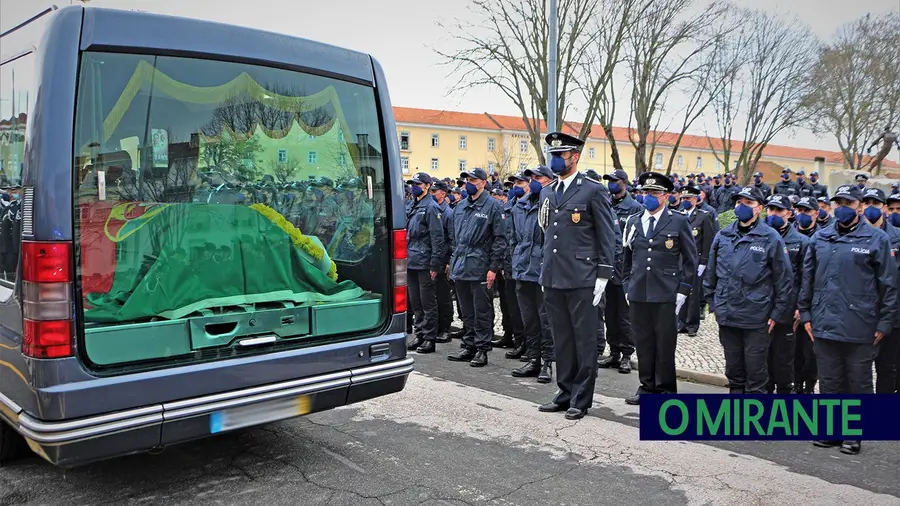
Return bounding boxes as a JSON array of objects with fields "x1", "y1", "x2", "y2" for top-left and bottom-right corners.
[
  {"x1": 511, "y1": 359, "x2": 541, "y2": 377},
  {"x1": 775, "y1": 384, "x2": 793, "y2": 394},
  {"x1": 537, "y1": 361, "x2": 552, "y2": 384},
  {"x1": 598, "y1": 351, "x2": 621, "y2": 368},
  {"x1": 618, "y1": 355, "x2": 632, "y2": 374},
  {"x1": 470, "y1": 350, "x2": 488, "y2": 367},
  {"x1": 491, "y1": 332, "x2": 515, "y2": 348},
  {"x1": 435, "y1": 332, "x2": 451, "y2": 343},
  {"x1": 416, "y1": 340, "x2": 436, "y2": 354},
  {"x1": 840, "y1": 440, "x2": 861, "y2": 455},
  {"x1": 449, "y1": 328, "x2": 467, "y2": 340},
  {"x1": 791, "y1": 383, "x2": 804, "y2": 394},
  {"x1": 804, "y1": 380, "x2": 816, "y2": 394},
  {"x1": 448, "y1": 348, "x2": 476, "y2": 362},
  {"x1": 407, "y1": 337, "x2": 425, "y2": 351},
  {"x1": 505, "y1": 342, "x2": 526, "y2": 359}
]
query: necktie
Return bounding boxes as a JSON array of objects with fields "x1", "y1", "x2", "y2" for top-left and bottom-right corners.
[
  {"x1": 556, "y1": 182, "x2": 565, "y2": 201},
  {"x1": 648, "y1": 215, "x2": 656, "y2": 236}
]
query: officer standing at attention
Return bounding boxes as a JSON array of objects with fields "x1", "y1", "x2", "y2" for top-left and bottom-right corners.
[
  {"x1": 714, "y1": 174, "x2": 741, "y2": 214},
  {"x1": 537, "y1": 132, "x2": 616, "y2": 420},
  {"x1": 495, "y1": 173, "x2": 527, "y2": 357},
  {"x1": 791, "y1": 197, "x2": 819, "y2": 392},
  {"x1": 808, "y1": 171, "x2": 829, "y2": 200},
  {"x1": 703, "y1": 186, "x2": 792, "y2": 394},
  {"x1": 599, "y1": 169, "x2": 643, "y2": 373},
  {"x1": 430, "y1": 181, "x2": 455, "y2": 343},
  {"x1": 891, "y1": 182, "x2": 900, "y2": 198},
  {"x1": 447, "y1": 168, "x2": 507, "y2": 367},
  {"x1": 773, "y1": 168, "x2": 799, "y2": 197},
  {"x1": 860, "y1": 188, "x2": 900, "y2": 394},
  {"x1": 816, "y1": 196, "x2": 834, "y2": 227},
  {"x1": 621, "y1": 172, "x2": 698, "y2": 405},
  {"x1": 510, "y1": 166, "x2": 557, "y2": 383},
  {"x1": 763, "y1": 195, "x2": 809, "y2": 394},
  {"x1": 676, "y1": 186, "x2": 715, "y2": 337},
  {"x1": 405, "y1": 173, "x2": 447, "y2": 354},
  {"x1": 795, "y1": 170, "x2": 813, "y2": 198},
  {"x1": 799, "y1": 185, "x2": 897, "y2": 454},
  {"x1": 752, "y1": 171, "x2": 772, "y2": 200},
  {"x1": 884, "y1": 193, "x2": 900, "y2": 393},
  {"x1": 854, "y1": 173, "x2": 869, "y2": 191}
]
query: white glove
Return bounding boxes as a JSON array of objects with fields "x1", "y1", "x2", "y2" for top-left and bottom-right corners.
[
  {"x1": 675, "y1": 293, "x2": 687, "y2": 315},
  {"x1": 592, "y1": 278, "x2": 608, "y2": 306},
  {"x1": 698, "y1": 265, "x2": 706, "y2": 277},
  {"x1": 625, "y1": 293, "x2": 629, "y2": 306}
]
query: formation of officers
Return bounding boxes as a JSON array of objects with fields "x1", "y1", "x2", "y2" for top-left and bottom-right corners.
[{"x1": 404, "y1": 132, "x2": 900, "y2": 452}]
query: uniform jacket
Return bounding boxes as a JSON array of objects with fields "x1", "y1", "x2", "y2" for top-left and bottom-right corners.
[
  {"x1": 773, "y1": 180, "x2": 800, "y2": 197},
  {"x1": 438, "y1": 198, "x2": 454, "y2": 265},
  {"x1": 685, "y1": 207, "x2": 715, "y2": 267},
  {"x1": 502, "y1": 197, "x2": 519, "y2": 274},
  {"x1": 611, "y1": 194, "x2": 643, "y2": 285},
  {"x1": 779, "y1": 224, "x2": 810, "y2": 323},
  {"x1": 703, "y1": 218, "x2": 793, "y2": 329},
  {"x1": 795, "y1": 181, "x2": 814, "y2": 198},
  {"x1": 699, "y1": 202, "x2": 720, "y2": 232},
  {"x1": 538, "y1": 172, "x2": 616, "y2": 289},
  {"x1": 713, "y1": 185, "x2": 742, "y2": 214},
  {"x1": 753, "y1": 182, "x2": 772, "y2": 200},
  {"x1": 808, "y1": 182, "x2": 829, "y2": 200},
  {"x1": 510, "y1": 194, "x2": 544, "y2": 283},
  {"x1": 881, "y1": 222, "x2": 900, "y2": 329},
  {"x1": 448, "y1": 190, "x2": 507, "y2": 282},
  {"x1": 623, "y1": 208, "x2": 699, "y2": 303},
  {"x1": 799, "y1": 221, "x2": 898, "y2": 342},
  {"x1": 406, "y1": 195, "x2": 446, "y2": 271}
]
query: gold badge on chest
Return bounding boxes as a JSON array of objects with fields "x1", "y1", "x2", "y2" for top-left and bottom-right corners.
[
  {"x1": 571, "y1": 208, "x2": 581, "y2": 224},
  {"x1": 692, "y1": 228, "x2": 698, "y2": 237},
  {"x1": 665, "y1": 238, "x2": 674, "y2": 249}
]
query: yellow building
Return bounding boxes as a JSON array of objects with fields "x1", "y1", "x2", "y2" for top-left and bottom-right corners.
[{"x1": 393, "y1": 107, "x2": 899, "y2": 187}]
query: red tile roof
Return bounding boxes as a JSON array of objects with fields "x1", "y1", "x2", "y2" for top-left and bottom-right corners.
[{"x1": 393, "y1": 106, "x2": 900, "y2": 169}]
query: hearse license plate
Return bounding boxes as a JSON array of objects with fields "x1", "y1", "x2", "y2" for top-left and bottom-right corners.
[{"x1": 209, "y1": 395, "x2": 311, "y2": 433}]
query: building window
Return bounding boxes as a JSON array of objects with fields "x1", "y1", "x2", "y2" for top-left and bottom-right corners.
[
  {"x1": 520, "y1": 139, "x2": 528, "y2": 153},
  {"x1": 400, "y1": 131, "x2": 410, "y2": 151},
  {"x1": 277, "y1": 149, "x2": 288, "y2": 163},
  {"x1": 696, "y1": 156, "x2": 702, "y2": 169},
  {"x1": 488, "y1": 137, "x2": 495, "y2": 152},
  {"x1": 459, "y1": 135, "x2": 467, "y2": 150},
  {"x1": 655, "y1": 153, "x2": 663, "y2": 169},
  {"x1": 459, "y1": 160, "x2": 467, "y2": 172},
  {"x1": 589, "y1": 147, "x2": 595, "y2": 159},
  {"x1": 715, "y1": 159, "x2": 722, "y2": 171},
  {"x1": 431, "y1": 134, "x2": 440, "y2": 148},
  {"x1": 677, "y1": 155, "x2": 684, "y2": 169},
  {"x1": 431, "y1": 158, "x2": 439, "y2": 170},
  {"x1": 401, "y1": 156, "x2": 410, "y2": 174},
  {"x1": 308, "y1": 151, "x2": 317, "y2": 164},
  {"x1": 488, "y1": 161, "x2": 496, "y2": 173}
]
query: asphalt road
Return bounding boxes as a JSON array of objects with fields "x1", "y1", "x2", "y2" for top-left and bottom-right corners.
[{"x1": 1, "y1": 350, "x2": 898, "y2": 505}]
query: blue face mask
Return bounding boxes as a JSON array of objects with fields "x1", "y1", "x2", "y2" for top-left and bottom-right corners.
[
  {"x1": 889, "y1": 213, "x2": 900, "y2": 227},
  {"x1": 818, "y1": 208, "x2": 828, "y2": 220},
  {"x1": 680, "y1": 200, "x2": 694, "y2": 210},
  {"x1": 410, "y1": 185, "x2": 424, "y2": 198},
  {"x1": 796, "y1": 213, "x2": 813, "y2": 228},
  {"x1": 734, "y1": 203, "x2": 756, "y2": 223},
  {"x1": 766, "y1": 214, "x2": 786, "y2": 229},
  {"x1": 724, "y1": 178, "x2": 732, "y2": 185},
  {"x1": 864, "y1": 205, "x2": 883, "y2": 224},
  {"x1": 460, "y1": 191, "x2": 468, "y2": 200},
  {"x1": 464, "y1": 182, "x2": 478, "y2": 196},
  {"x1": 644, "y1": 195, "x2": 661, "y2": 212},
  {"x1": 668, "y1": 195, "x2": 677, "y2": 205},
  {"x1": 754, "y1": 176, "x2": 761, "y2": 184},
  {"x1": 797, "y1": 177, "x2": 804, "y2": 183},
  {"x1": 635, "y1": 194, "x2": 645, "y2": 204},
  {"x1": 549, "y1": 154, "x2": 567, "y2": 174},
  {"x1": 448, "y1": 194, "x2": 456, "y2": 203},
  {"x1": 608, "y1": 182, "x2": 622, "y2": 195},
  {"x1": 529, "y1": 179, "x2": 543, "y2": 195},
  {"x1": 834, "y1": 205, "x2": 858, "y2": 225},
  {"x1": 782, "y1": 174, "x2": 789, "y2": 180},
  {"x1": 857, "y1": 183, "x2": 866, "y2": 189},
  {"x1": 811, "y1": 177, "x2": 818, "y2": 183},
  {"x1": 510, "y1": 186, "x2": 525, "y2": 199}
]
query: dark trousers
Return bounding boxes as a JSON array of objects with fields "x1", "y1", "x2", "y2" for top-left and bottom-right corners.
[
  {"x1": 794, "y1": 325, "x2": 817, "y2": 384},
  {"x1": 604, "y1": 283, "x2": 635, "y2": 356},
  {"x1": 497, "y1": 274, "x2": 510, "y2": 334},
  {"x1": 874, "y1": 328, "x2": 900, "y2": 394},
  {"x1": 435, "y1": 272, "x2": 453, "y2": 334},
  {"x1": 596, "y1": 294, "x2": 607, "y2": 354},
  {"x1": 516, "y1": 281, "x2": 554, "y2": 361},
  {"x1": 677, "y1": 272, "x2": 702, "y2": 334},
  {"x1": 767, "y1": 323, "x2": 795, "y2": 392},
  {"x1": 815, "y1": 338, "x2": 878, "y2": 394},
  {"x1": 407, "y1": 270, "x2": 438, "y2": 341},
  {"x1": 544, "y1": 287, "x2": 598, "y2": 411},
  {"x1": 630, "y1": 301, "x2": 678, "y2": 394},
  {"x1": 504, "y1": 274, "x2": 524, "y2": 340},
  {"x1": 719, "y1": 326, "x2": 770, "y2": 394},
  {"x1": 455, "y1": 280, "x2": 493, "y2": 351}
]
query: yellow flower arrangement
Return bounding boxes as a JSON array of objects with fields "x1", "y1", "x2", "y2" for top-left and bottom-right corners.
[{"x1": 250, "y1": 203, "x2": 338, "y2": 281}]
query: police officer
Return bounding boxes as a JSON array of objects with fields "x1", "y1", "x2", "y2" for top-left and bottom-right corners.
[
  {"x1": 751, "y1": 171, "x2": 772, "y2": 200},
  {"x1": 599, "y1": 169, "x2": 643, "y2": 372},
  {"x1": 791, "y1": 197, "x2": 819, "y2": 392},
  {"x1": 763, "y1": 194, "x2": 809, "y2": 394},
  {"x1": 815, "y1": 196, "x2": 834, "y2": 227},
  {"x1": 793, "y1": 197, "x2": 819, "y2": 237},
  {"x1": 622, "y1": 172, "x2": 699, "y2": 405},
  {"x1": 795, "y1": 170, "x2": 813, "y2": 198},
  {"x1": 709, "y1": 175, "x2": 723, "y2": 209},
  {"x1": 854, "y1": 173, "x2": 868, "y2": 191},
  {"x1": 891, "y1": 182, "x2": 900, "y2": 198},
  {"x1": 583, "y1": 169, "x2": 611, "y2": 359},
  {"x1": 861, "y1": 189, "x2": 900, "y2": 394},
  {"x1": 447, "y1": 168, "x2": 507, "y2": 367},
  {"x1": 799, "y1": 185, "x2": 897, "y2": 454},
  {"x1": 714, "y1": 174, "x2": 741, "y2": 214},
  {"x1": 537, "y1": 132, "x2": 616, "y2": 420},
  {"x1": 884, "y1": 193, "x2": 900, "y2": 393},
  {"x1": 808, "y1": 171, "x2": 829, "y2": 200},
  {"x1": 404, "y1": 173, "x2": 447, "y2": 354},
  {"x1": 703, "y1": 186, "x2": 792, "y2": 394},
  {"x1": 773, "y1": 168, "x2": 799, "y2": 197},
  {"x1": 494, "y1": 173, "x2": 527, "y2": 356},
  {"x1": 676, "y1": 186, "x2": 715, "y2": 337},
  {"x1": 431, "y1": 181, "x2": 455, "y2": 343},
  {"x1": 510, "y1": 166, "x2": 557, "y2": 383}
]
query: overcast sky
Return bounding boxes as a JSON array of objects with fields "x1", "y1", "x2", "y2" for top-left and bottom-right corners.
[{"x1": 2, "y1": 0, "x2": 899, "y2": 156}]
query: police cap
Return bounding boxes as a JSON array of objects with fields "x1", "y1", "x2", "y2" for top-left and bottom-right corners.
[
  {"x1": 508, "y1": 172, "x2": 528, "y2": 183},
  {"x1": 602, "y1": 169, "x2": 630, "y2": 182},
  {"x1": 862, "y1": 187, "x2": 886, "y2": 203},
  {"x1": 810, "y1": 171, "x2": 819, "y2": 176},
  {"x1": 766, "y1": 194, "x2": 791, "y2": 210},
  {"x1": 584, "y1": 169, "x2": 602, "y2": 182},
  {"x1": 732, "y1": 186, "x2": 766, "y2": 204},
  {"x1": 831, "y1": 185, "x2": 864, "y2": 202},
  {"x1": 406, "y1": 172, "x2": 433, "y2": 185},
  {"x1": 545, "y1": 132, "x2": 585, "y2": 154},
  {"x1": 794, "y1": 197, "x2": 817, "y2": 211},
  {"x1": 316, "y1": 176, "x2": 335, "y2": 188},
  {"x1": 686, "y1": 173, "x2": 696, "y2": 178},
  {"x1": 855, "y1": 173, "x2": 869, "y2": 182},
  {"x1": 796, "y1": 170, "x2": 805, "y2": 176},
  {"x1": 754, "y1": 171, "x2": 763, "y2": 177},
  {"x1": 524, "y1": 165, "x2": 555, "y2": 179},
  {"x1": 889, "y1": 193, "x2": 900, "y2": 204},
  {"x1": 460, "y1": 168, "x2": 488, "y2": 181},
  {"x1": 680, "y1": 185, "x2": 701, "y2": 197},
  {"x1": 432, "y1": 181, "x2": 450, "y2": 192},
  {"x1": 638, "y1": 171, "x2": 674, "y2": 192},
  {"x1": 817, "y1": 196, "x2": 829, "y2": 204}
]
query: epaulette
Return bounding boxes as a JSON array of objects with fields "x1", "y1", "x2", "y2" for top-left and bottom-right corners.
[{"x1": 583, "y1": 176, "x2": 602, "y2": 186}]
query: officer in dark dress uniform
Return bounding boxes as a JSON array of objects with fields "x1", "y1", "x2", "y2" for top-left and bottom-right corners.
[
  {"x1": 622, "y1": 172, "x2": 699, "y2": 405},
  {"x1": 763, "y1": 195, "x2": 810, "y2": 394},
  {"x1": 854, "y1": 173, "x2": 868, "y2": 191},
  {"x1": 800, "y1": 185, "x2": 897, "y2": 454},
  {"x1": 773, "y1": 168, "x2": 799, "y2": 197},
  {"x1": 536, "y1": 132, "x2": 616, "y2": 420},
  {"x1": 447, "y1": 168, "x2": 508, "y2": 367},
  {"x1": 891, "y1": 182, "x2": 900, "y2": 198},
  {"x1": 599, "y1": 169, "x2": 643, "y2": 373},
  {"x1": 584, "y1": 169, "x2": 610, "y2": 359},
  {"x1": 808, "y1": 172, "x2": 829, "y2": 200},
  {"x1": 861, "y1": 189, "x2": 900, "y2": 394},
  {"x1": 431, "y1": 181, "x2": 455, "y2": 343},
  {"x1": 791, "y1": 196, "x2": 819, "y2": 392},
  {"x1": 676, "y1": 186, "x2": 715, "y2": 337},
  {"x1": 704, "y1": 186, "x2": 792, "y2": 395},
  {"x1": 405, "y1": 173, "x2": 447, "y2": 354}
]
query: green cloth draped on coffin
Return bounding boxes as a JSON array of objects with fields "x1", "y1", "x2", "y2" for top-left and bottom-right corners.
[{"x1": 84, "y1": 203, "x2": 365, "y2": 322}]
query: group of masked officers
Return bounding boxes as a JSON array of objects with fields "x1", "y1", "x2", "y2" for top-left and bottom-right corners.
[{"x1": 404, "y1": 132, "x2": 900, "y2": 453}]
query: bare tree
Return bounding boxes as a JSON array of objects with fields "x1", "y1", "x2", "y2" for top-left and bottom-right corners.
[
  {"x1": 708, "y1": 8, "x2": 818, "y2": 184},
  {"x1": 625, "y1": 0, "x2": 730, "y2": 176},
  {"x1": 436, "y1": 0, "x2": 603, "y2": 164},
  {"x1": 804, "y1": 13, "x2": 900, "y2": 173}
]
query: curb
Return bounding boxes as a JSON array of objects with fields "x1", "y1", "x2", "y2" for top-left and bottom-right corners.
[{"x1": 628, "y1": 359, "x2": 729, "y2": 388}]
